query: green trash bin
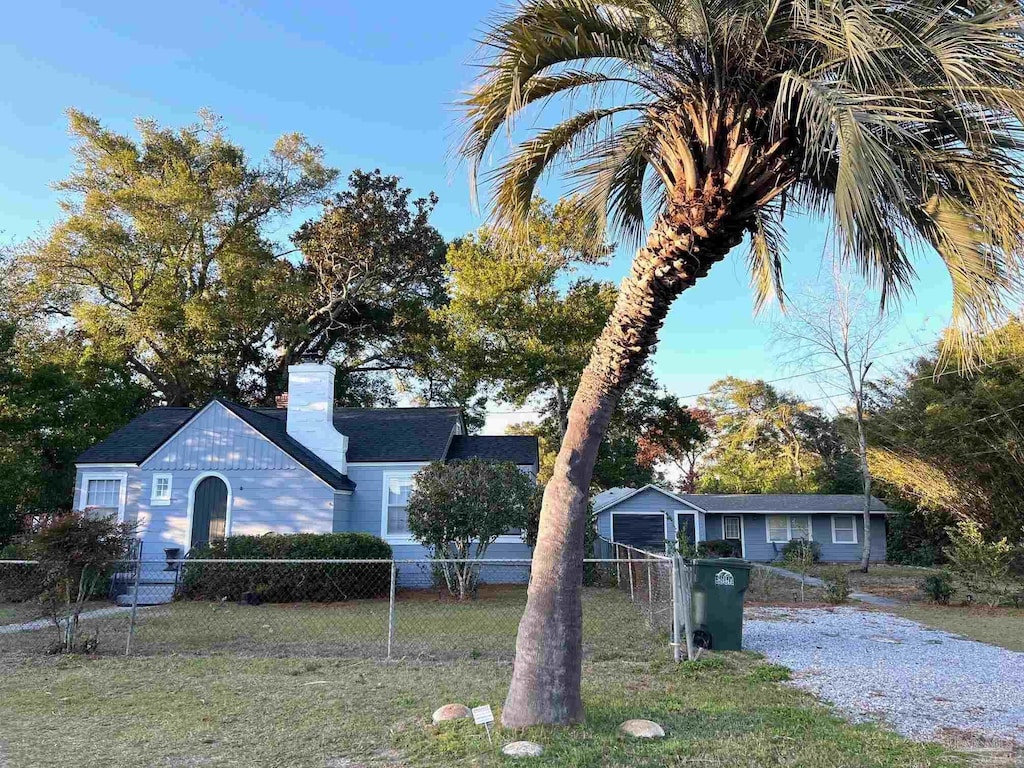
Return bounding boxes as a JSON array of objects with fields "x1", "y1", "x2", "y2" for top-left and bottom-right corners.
[{"x1": 687, "y1": 557, "x2": 752, "y2": 651}]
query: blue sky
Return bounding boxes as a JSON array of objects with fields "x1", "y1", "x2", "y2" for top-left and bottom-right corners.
[{"x1": 1, "y1": 0, "x2": 956, "y2": 432}]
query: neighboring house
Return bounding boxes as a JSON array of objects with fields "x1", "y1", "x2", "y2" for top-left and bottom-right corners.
[
  {"x1": 594, "y1": 485, "x2": 889, "y2": 562},
  {"x1": 75, "y1": 361, "x2": 538, "y2": 599}
]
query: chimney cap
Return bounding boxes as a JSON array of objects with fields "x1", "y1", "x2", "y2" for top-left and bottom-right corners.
[{"x1": 299, "y1": 352, "x2": 320, "y2": 365}]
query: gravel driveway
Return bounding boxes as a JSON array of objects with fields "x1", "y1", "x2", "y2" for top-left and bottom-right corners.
[{"x1": 744, "y1": 606, "x2": 1024, "y2": 747}]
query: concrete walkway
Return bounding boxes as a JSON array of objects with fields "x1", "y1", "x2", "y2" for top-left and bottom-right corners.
[
  {"x1": 0, "y1": 606, "x2": 134, "y2": 634},
  {"x1": 764, "y1": 565, "x2": 903, "y2": 607}
]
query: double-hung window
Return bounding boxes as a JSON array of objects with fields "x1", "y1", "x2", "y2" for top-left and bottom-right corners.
[
  {"x1": 766, "y1": 514, "x2": 812, "y2": 543},
  {"x1": 80, "y1": 473, "x2": 127, "y2": 521},
  {"x1": 723, "y1": 515, "x2": 741, "y2": 541},
  {"x1": 383, "y1": 472, "x2": 416, "y2": 539},
  {"x1": 831, "y1": 515, "x2": 857, "y2": 544}
]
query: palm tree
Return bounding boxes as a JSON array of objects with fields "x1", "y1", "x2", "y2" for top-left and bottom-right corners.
[{"x1": 459, "y1": 0, "x2": 1024, "y2": 727}]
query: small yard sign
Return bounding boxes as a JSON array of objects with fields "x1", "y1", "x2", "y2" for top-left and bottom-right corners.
[
  {"x1": 472, "y1": 705, "x2": 495, "y2": 743},
  {"x1": 714, "y1": 569, "x2": 735, "y2": 587}
]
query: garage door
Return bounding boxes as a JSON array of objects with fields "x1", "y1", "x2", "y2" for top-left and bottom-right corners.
[{"x1": 612, "y1": 513, "x2": 665, "y2": 552}]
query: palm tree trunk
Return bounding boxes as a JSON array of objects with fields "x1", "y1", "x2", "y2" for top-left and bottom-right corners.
[{"x1": 502, "y1": 211, "x2": 744, "y2": 727}]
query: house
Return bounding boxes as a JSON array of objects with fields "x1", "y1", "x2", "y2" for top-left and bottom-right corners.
[
  {"x1": 594, "y1": 485, "x2": 890, "y2": 562},
  {"x1": 74, "y1": 361, "x2": 539, "y2": 588}
]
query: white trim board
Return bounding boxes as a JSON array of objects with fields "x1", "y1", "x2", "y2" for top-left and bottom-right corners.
[
  {"x1": 184, "y1": 471, "x2": 234, "y2": 552},
  {"x1": 830, "y1": 514, "x2": 859, "y2": 544},
  {"x1": 77, "y1": 471, "x2": 130, "y2": 524},
  {"x1": 139, "y1": 400, "x2": 342, "y2": 492},
  {"x1": 595, "y1": 484, "x2": 706, "y2": 514}
]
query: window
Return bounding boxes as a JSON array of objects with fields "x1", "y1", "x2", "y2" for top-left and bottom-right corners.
[
  {"x1": 832, "y1": 515, "x2": 857, "y2": 544},
  {"x1": 79, "y1": 473, "x2": 127, "y2": 521},
  {"x1": 151, "y1": 474, "x2": 172, "y2": 505},
  {"x1": 767, "y1": 515, "x2": 812, "y2": 543},
  {"x1": 790, "y1": 515, "x2": 811, "y2": 541},
  {"x1": 383, "y1": 472, "x2": 416, "y2": 538},
  {"x1": 767, "y1": 515, "x2": 790, "y2": 543},
  {"x1": 723, "y1": 516, "x2": 741, "y2": 541}
]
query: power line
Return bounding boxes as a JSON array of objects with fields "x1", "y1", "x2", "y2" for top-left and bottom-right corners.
[{"x1": 676, "y1": 341, "x2": 933, "y2": 400}]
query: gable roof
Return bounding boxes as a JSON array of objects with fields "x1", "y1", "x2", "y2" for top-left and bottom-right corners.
[
  {"x1": 76, "y1": 408, "x2": 197, "y2": 465},
  {"x1": 216, "y1": 400, "x2": 355, "y2": 491},
  {"x1": 250, "y1": 406, "x2": 463, "y2": 463},
  {"x1": 446, "y1": 435, "x2": 539, "y2": 465},
  {"x1": 593, "y1": 484, "x2": 700, "y2": 513},
  {"x1": 78, "y1": 401, "x2": 532, "y2": 485},
  {"x1": 594, "y1": 486, "x2": 891, "y2": 513}
]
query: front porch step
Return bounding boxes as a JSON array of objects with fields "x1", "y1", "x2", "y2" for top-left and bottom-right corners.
[{"x1": 115, "y1": 581, "x2": 177, "y2": 606}]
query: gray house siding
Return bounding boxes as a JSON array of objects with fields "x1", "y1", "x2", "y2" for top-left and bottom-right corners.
[
  {"x1": 597, "y1": 487, "x2": 688, "y2": 541},
  {"x1": 704, "y1": 514, "x2": 723, "y2": 541},
  {"x1": 742, "y1": 513, "x2": 886, "y2": 562},
  {"x1": 597, "y1": 488, "x2": 889, "y2": 562},
  {"x1": 339, "y1": 463, "x2": 533, "y2": 585},
  {"x1": 145, "y1": 402, "x2": 305, "y2": 472},
  {"x1": 76, "y1": 402, "x2": 337, "y2": 557}
]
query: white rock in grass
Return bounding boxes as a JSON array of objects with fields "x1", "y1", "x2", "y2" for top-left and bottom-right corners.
[
  {"x1": 431, "y1": 703, "x2": 471, "y2": 724},
  {"x1": 619, "y1": 719, "x2": 666, "y2": 738},
  {"x1": 502, "y1": 741, "x2": 544, "y2": 758}
]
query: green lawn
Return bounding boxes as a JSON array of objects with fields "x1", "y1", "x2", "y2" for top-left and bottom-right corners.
[
  {"x1": 893, "y1": 603, "x2": 1024, "y2": 653},
  {"x1": 0, "y1": 652, "x2": 960, "y2": 768}
]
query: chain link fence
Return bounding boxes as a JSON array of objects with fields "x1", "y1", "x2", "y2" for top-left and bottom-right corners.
[{"x1": 0, "y1": 555, "x2": 677, "y2": 661}]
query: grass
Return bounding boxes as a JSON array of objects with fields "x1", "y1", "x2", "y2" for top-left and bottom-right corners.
[
  {"x1": 893, "y1": 603, "x2": 1024, "y2": 653},
  {"x1": 0, "y1": 652, "x2": 960, "y2": 768},
  {"x1": 1, "y1": 586, "x2": 669, "y2": 660}
]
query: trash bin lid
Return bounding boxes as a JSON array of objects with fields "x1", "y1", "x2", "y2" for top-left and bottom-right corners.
[{"x1": 689, "y1": 557, "x2": 752, "y2": 570}]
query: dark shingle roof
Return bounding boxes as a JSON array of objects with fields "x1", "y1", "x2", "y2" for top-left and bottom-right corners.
[
  {"x1": 251, "y1": 407, "x2": 463, "y2": 463},
  {"x1": 76, "y1": 408, "x2": 197, "y2": 464},
  {"x1": 217, "y1": 401, "x2": 355, "y2": 491},
  {"x1": 680, "y1": 493, "x2": 890, "y2": 512},
  {"x1": 446, "y1": 435, "x2": 539, "y2": 466},
  {"x1": 78, "y1": 402, "x2": 464, "y2": 476}
]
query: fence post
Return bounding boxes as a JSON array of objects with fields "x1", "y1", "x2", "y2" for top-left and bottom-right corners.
[
  {"x1": 615, "y1": 544, "x2": 622, "y2": 587},
  {"x1": 646, "y1": 558, "x2": 654, "y2": 628},
  {"x1": 675, "y1": 554, "x2": 696, "y2": 662},
  {"x1": 386, "y1": 560, "x2": 397, "y2": 660},
  {"x1": 670, "y1": 554, "x2": 680, "y2": 661},
  {"x1": 626, "y1": 547, "x2": 634, "y2": 602},
  {"x1": 125, "y1": 555, "x2": 142, "y2": 656}
]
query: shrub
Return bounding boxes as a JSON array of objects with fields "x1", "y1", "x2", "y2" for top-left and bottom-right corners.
[
  {"x1": 822, "y1": 566, "x2": 851, "y2": 604},
  {"x1": 781, "y1": 539, "x2": 819, "y2": 602},
  {"x1": 407, "y1": 459, "x2": 535, "y2": 599},
  {"x1": 697, "y1": 539, "x2": 741, "y2": 558},
  {"x1": 24, "y1": 511, "x2": 136, "y2": 652},
  {"x1": 180, "y1": 533, "x2": 392, "y2": 603},
  {"x1": 944, "y1": 519, "x2": 1018, "y2": 607},
  {"x1": 919, "y1": 571, "x2": 954, "y2": 605},
  {"x1": 780, "y1": 538, "x2": 821, "y2": 564}
]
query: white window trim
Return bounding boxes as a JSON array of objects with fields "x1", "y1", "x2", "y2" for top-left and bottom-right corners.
[
  {"x1": 766, "y1": 514, "x2": 813, "y2": 544},
  {"x1": 381, "y1": 470, "x2": 418, "y2": 543},
  {"x1": 722, "y1": 515, "x2": 742, "y2": 541},
  {"x1": 831, "y1": 514, "x2": 858, "y2": 545},
  {"x1": 77, "y1": 471, "x2": 129, "y2": 524},
  {"x1": 184, "y1": 472, "x2": 233, "y2": 552},
  {"x1": 150, "y1": 473, "x2": 173, "y2": 506}
]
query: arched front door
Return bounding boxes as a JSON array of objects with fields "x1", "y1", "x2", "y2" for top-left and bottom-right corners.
[{"x1": 190, "y1": 475, "x2": 228, "y2": 550}]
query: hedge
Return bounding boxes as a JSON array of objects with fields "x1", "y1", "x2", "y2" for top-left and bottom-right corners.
[{"x1": 180, "y1": 533, "x2": 393, "y2": 602}]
